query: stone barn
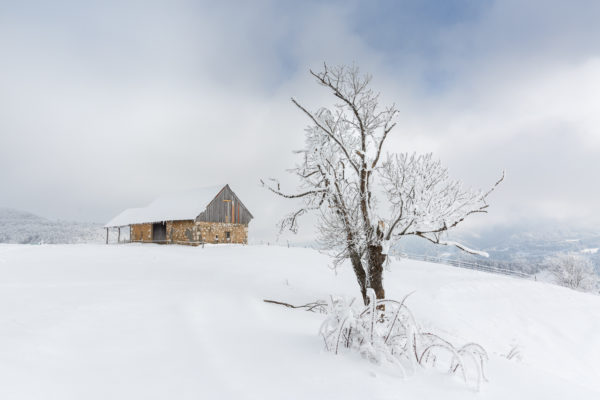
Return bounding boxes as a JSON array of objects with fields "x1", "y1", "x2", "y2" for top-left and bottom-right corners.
[{"x1": 104, "y1": 185, "x2": 253, "y2": 245}]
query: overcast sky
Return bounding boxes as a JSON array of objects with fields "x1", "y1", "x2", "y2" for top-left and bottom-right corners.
[{"x1": 1, "y1": 0, "x2": 599, "y2": 242}]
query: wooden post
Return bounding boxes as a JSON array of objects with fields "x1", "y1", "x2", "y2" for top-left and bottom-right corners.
[
  {"x1": 105, "y1": 228, "x2": 109, "y2": 244},
  {"x1": 118, "y1": 227, "x2": 121, "y2": 243}
]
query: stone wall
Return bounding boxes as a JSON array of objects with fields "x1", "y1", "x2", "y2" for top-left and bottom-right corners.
[
  {"x1": 131, "y1": 223, "x2": 152, "y2": 242},
  {"x1": 193, "y1": 221, "x2": 248, "y2": 244},
  {"x1": 166, "y1": 220, "x2": 195, "y2": 243},
  {"x1": 131, "y1": 221, "x2": 248, "y2": 245}
]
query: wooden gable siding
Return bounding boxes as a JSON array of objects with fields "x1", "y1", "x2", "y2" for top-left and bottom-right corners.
[{"x1": 196, "y1": 185, "x2": 253, "y2": 225}]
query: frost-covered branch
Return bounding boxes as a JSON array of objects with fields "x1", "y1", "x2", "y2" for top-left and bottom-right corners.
[
  {"x1": 380, "y1": 154, "x2": 503, "y2": 256},
  {"x1": 416, "y1": 236, "x2": 490, "y2": 258},
  {"x1": 261, "y1": 179, "x2": 326, "y2": 199},
  {"x1": 291, "y1": 98, "x2": 360, "y2": 174}
]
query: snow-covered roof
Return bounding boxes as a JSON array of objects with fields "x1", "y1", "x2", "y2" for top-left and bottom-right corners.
[{"x1": 105, "y1": 185, "x2": 225, "y2": 228}]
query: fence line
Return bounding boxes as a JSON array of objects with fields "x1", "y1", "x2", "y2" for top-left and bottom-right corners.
[
  {"x1": 109, "y1": 240, "x2": 528, "y2": 279},
  {"x1": 396, "y1": 252, "x2": 531, "y2": 279}
]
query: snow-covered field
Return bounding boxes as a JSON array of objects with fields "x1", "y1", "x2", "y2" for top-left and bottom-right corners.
[{"x1": 0, "y1": 244, "x2": 598, "y2": 399}]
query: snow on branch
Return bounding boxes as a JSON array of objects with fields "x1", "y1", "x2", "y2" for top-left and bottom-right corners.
[
  {"x1": 260, "y1": 179, "x2": 326, "y2": 199},
  {"x1": 427, "y1": 239, "x2": 490, "y2": 258},
  {"x1": 380, "y1": 153, "x2": 503, "y2": 256}
]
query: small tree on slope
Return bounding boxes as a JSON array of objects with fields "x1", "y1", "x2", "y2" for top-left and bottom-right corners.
[
  {"x1": 263, "y1": 64, "x2": 503, "y2": 304},
  {"x1": 545, "y1": 253, "x2": 598, "y2": 292}
]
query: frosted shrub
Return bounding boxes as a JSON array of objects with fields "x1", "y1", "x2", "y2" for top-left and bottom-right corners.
[
  {"x1": 319, "y1": 289, "x2": 488, "y2": 390},
  {"x1": 545, "y1": 253, "x2": 598, "y2": 292}
]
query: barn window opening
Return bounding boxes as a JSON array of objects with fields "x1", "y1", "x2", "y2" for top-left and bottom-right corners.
[
  {"x1": 215, "y1": 234, "x2": 219, "y2": 243},
  {"x1": 226, "y1": 231, "x2": 231, "y2": 241}
]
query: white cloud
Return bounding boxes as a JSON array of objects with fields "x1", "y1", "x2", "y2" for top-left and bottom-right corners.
[{"x1": 1, "y1": 0, "x2": 599, "y2": 243}]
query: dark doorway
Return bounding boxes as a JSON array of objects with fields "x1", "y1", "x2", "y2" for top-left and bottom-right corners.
[{"x1": 152, "y1": 222, "x2": 166, "y2": 242}]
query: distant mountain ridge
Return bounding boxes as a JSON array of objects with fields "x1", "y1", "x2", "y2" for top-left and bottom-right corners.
[{"x1": 0, "y1": 208, "x2": 104, "y2": 244}]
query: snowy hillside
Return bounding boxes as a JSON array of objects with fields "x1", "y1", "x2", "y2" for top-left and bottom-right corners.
[
  {"x1": 0, "y1": 244, "x2": 598, "y2": 399},
  {"x1": 0, "y1": 208, "x2": 103, "y2": 244}
]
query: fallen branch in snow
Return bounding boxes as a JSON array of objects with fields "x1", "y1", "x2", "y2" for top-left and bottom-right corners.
[{"x1": 263, "y1": 299, "x2": 327, "y2": 313}]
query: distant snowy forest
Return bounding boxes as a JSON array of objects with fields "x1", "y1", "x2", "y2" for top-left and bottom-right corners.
[
  {"x1": 0, "y1": 208, "x2": 104, "y2": 244},
  {"x1": 394, "y1": 227, "x2": 600, "y2": 276}
]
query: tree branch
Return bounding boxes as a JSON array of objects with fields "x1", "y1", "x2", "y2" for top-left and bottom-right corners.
[
  {"x1": 291, "y1": 98, "x2": 360, "y2": 174},
  {"x1": 260, "y1": 179, "x2": 326, "y2": 199}
]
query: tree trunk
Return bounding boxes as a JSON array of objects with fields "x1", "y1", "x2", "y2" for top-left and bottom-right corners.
[
  {"x1": 367, "y1": 244, "x2": 386, "y2": 300},
  {"x1": 349, "y1": 251, "x2": 368, "y2": 305}
]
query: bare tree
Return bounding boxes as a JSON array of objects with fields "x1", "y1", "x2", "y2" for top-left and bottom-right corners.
[
  {"x1": 545, "y1": 253, "x2": 598, "y2": 292},
  {"x1": 263, "y1": 64, "x2": 503, "y2": 304}
]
